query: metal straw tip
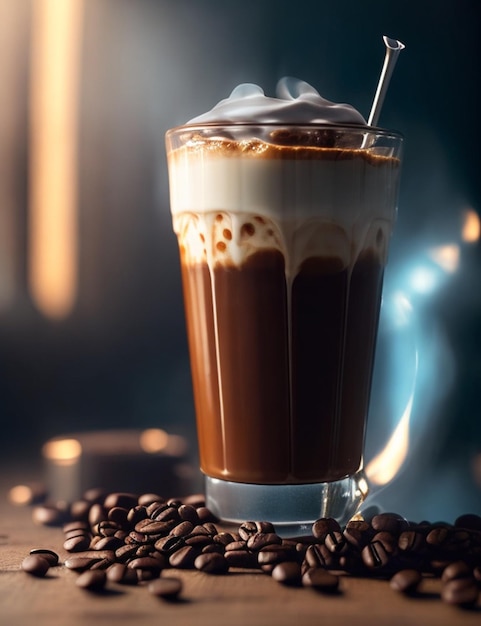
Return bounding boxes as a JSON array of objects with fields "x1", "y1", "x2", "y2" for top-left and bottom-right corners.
[{"x1": 383, "y1": 36, "x2": 406, "y2": 52}]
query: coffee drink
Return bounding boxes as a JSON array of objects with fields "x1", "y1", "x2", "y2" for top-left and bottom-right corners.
[{"x1": 166, "y1": 79, "x2": 402, "y2": 527}]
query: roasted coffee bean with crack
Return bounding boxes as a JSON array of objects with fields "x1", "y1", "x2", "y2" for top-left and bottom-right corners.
[
  {"x1": 312, "y1": 518, "x2": 341, "y2": 541},
  {"x1": 247, "y1": 532, "x2": 282, "y2": 551},
  {"x1": 362, "y1": 541, "x2": 391, "y2": 569}
]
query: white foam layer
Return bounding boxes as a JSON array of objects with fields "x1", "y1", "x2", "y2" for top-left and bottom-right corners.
[
  {"x1": 169, "y1": 150, "x2": 399, "y2": 275},
  {"x1": 188, "y1": 78, "x2": 367, "y2": 125}
]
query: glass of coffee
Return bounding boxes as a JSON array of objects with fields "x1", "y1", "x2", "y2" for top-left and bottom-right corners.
[{"x1": 165, "y1": 82, "x2": 403, "y2": 535}]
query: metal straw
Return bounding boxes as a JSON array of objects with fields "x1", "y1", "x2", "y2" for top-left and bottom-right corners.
[{"x1": 368, "y1": 36, "x2": 405, "y2": 127}]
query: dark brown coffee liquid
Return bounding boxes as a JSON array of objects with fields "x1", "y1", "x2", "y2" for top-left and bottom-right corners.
[{"x1": 180, "y1": 247, "x2": 383, "y2": 484}]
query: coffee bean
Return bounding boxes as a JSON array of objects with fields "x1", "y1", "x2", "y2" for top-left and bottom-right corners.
[
  {"x1": 32, "y1": 504, "x2": 67, "y2": 527},
  {"x1": 128, "y1": 556, "x2": 163, "y2": 578},
  {"x1": 154, "y1": 535, "x2": 184, "y2": 555},
  {"x1": 29, "y1": 548, "x2": 59, "y2": 567},
  {"x1": 104, "y1": 492, "x2": 138, "y2": 510},
  {"x1": 398, "y1": 530, "x2": 426, "y2": 554},
  {"x1": 202, "y1": 543, "x2": 224, "y2": 555},
  {"x1": 135, "y1": 544, "x2": 153, "y2": 558},
  {"x1": 225, "y1": 540, "x2": 247, "y2": 552},
  {"x1": 343, "y1": 527, "x2": 370, "y2": 550},
  {"x1": 169, "y1": 545, "x2": 198, "y2": 569},
  {"x1": 325, "y1": 531, "x2": 348, "y2": 554},
  {"x1": 128, "y1": 531, "x2": 151, "y2": 545},
  {"x1": 75, "y1": 569, "x2": 107, "y2": 591},
  {"x1": 95, "y1": 519, "x2": 122, "y2": 537},
  {"x1": 178, "y1": 504, "x2": 200, "y2": 524},
  {"x1": 135, "y1": 519, "x2": 175, "y2": 535},
  {"x1": 312, "y1": 518, "x2": 341, "y2": 541},
  {"x1": 426, "y1": 525, "x2": 452, "y2": 547},
  {"x1": 238, "y1": 521, "x2": 259, "y2": 541},
  {"x1": 138, "y1": 493, "x2": 165, "y2": 507},
  {"x1": 148, "y1": 576, "x2": 183, "y2": 599},
  {"x1": 188, "y1": 524, "x2": 211, "y2": 536},
  {"x1": 455, "y1": 514, "x2": 481, "y2": 532},
  {"x1": 106, "y1": 562, "x2": 138, "y2": 585},
  {"x1": 107, "y1": 507, "x2": 129, "y2": 528},
  {"x1": 345, "y1": 520, "x2": 371, "y2": 534},
  {"x1": 22, "y1": 555, "x2": 50, "y2": 577},
  {"x1": 64, "y1": 556, "x2": 102, "y2": 571},
  {"x1": 258, "y1": 546, "x2": 296, "y2": 568},
  {"x1": 255, "y1": 521, "x2": 276, "y2": 534},
  {"x1": 362, "y1": 541, "x2": 390, "y2": 569},
  {"x1": 195, "y1": 552, "x2": 229, "y2": 574},
  {"x1": 371, "y1": 531, "x2": 397, "y2": 556},
  {"x1": 272, "y1": 561, "x2": 302, "y2": 586},
  {"x1": 88, "y1": 503, "x2": 108, "y2": 527},
  {"x1": 127, "y1": 505, "x2": 149, "y2": 525},
  {"x1": 202, "y1": 522, "x2": 219, "y2": 536},
  {"x1": 115, "y1": 544, "x2": 138, "y2": 562},
  {"x1": 65, "y1": 528, "x2": 90, "y2": 541},
  {"x1": 94, "y1": 536, "x2": 124, "y2": 551},
  {"x1": 441, "y1": 560, "x2": 472, "y2": 583},
  {"x1": 171, "y1": 521, "x2": 194, "y2": 537},
  {"x1": 196, "y1": 506, "x2": 218, "y2": 523},
  {"x1": 152, "y1": 506, "x2": 179, "y2": 523},
  {"x1": 302, "y1": 567, "x2": 339, "y2": 591},
  {"x1": 390, "y1": 569, "x2": 422, "y2": 593},
  {"x1": 247, "y1": 532, "x2": 282, "y2": 552},
  {"x1": 64, "y1": 534, "x2": 91, "y2": 552},
  {"x1": 184, "y1": 534, "x2": 214, "y2": 548},
  {"x1": 371, "y1": 513, "x2": 408, "y2": 535},
  {"x1": 214, "y1": 532, "x2": 237, "y2": 546},
  {"x1": 225, "y1": 549, "x2": 258, "y2": 569},
  {"x1": 146, "y1": 501, "x2": 168, "y2": 517},
  {"x1": 305, "y1": 544, "x2": 334, "y2": 568},
  {"x1": 442, "y1": 576, "x2": 479, "y2": 606}
]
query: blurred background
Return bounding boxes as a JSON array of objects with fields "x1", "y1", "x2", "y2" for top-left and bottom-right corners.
[{"x1": 0, "y1": 0, "x2": 479, "y2": 520}]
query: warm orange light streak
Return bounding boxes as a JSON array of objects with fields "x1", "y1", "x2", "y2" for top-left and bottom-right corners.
[
  {"x1": 365, "y1": 392, "x2": 413, "y2": 486},
  {"x1": 366, "y1": 341, "x2": 418, "y2": 487},
  {"x1": 29, "y1": 0, "x2": 84, "y2": 319},
  {"x1": 462, "y1": 208, "x2": 480, "y2": 243}
]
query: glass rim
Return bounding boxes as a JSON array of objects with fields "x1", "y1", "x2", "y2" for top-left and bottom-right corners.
[{"x1": 166, "y1": 122, "x2": 403, "y2": 141}]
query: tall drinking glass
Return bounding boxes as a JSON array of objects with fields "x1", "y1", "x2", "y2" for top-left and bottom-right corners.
[{"x1": 166, "y1": 124, "x2": 403, "y2": 535}]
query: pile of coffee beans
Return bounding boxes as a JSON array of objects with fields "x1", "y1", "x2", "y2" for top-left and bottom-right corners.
[{"x1": 21, "y1": 488, "x2": 481, "y2": 607}]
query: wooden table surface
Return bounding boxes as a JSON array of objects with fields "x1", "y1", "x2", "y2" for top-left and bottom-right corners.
[{"x1": 1, "y1": 463, "x2": 480, "y2": 626}]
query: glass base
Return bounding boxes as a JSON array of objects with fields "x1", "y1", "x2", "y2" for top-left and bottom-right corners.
[{"x1": 205, "y1": 471, "x2": 369, "y2": 537}]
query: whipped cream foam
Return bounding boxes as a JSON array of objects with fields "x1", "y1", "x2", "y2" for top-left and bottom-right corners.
[
  {"x1": 188, "y1": 78, "x2": 367, "y2": 125},
  {"x1": 167, "y1": 79, "x2": 401, "y2": 275}
]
